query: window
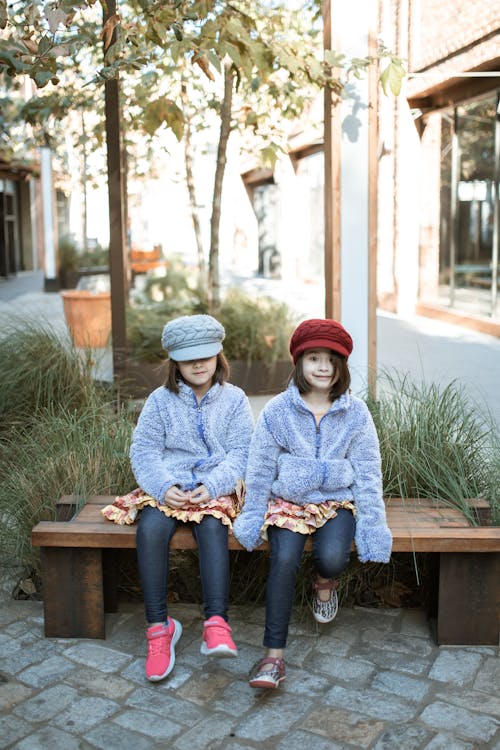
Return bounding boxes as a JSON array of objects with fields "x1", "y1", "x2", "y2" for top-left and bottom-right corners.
[{"x1": 439, "y1": 93, "x2": 499, "y2": 317}]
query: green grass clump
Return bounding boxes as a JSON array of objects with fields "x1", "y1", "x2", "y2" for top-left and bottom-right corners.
[
  {"x1": 367, "y1": 372, "x2": 499, "y2": 524},
  {"x1": 0, "y1": 322, "x2": 136, "y2": 573},
  {"x1": 0, "y1": 321, "x2": 99, "y2": 432}
]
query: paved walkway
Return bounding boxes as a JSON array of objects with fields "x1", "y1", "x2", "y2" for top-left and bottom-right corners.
[
  {"x1": 0, "y1": 271, "x2": 499, "y2": 749},
  {"x1": 1, "y1": 580, "x2": 499, "y2": 750}
]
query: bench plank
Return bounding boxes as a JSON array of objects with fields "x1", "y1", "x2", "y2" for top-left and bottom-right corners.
[{"x1": 33, "y1": 499, "x2": 500, "y2": 553}]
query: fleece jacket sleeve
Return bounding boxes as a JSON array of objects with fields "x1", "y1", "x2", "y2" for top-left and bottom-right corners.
[
  {"x1": 232, "y1": 411, "x2": 281, "y2": 551},
  {"x1": 349, "y1": 406, "x2": 392, "y2": 563},
  {"x1": 129, "y1": 394, "x2": 178, "y2": 503}
]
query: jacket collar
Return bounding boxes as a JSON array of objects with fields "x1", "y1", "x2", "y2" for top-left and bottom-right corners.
[
  {"x1": 177, "y1": 379, "x2": 222, "y2": 405},
  {"x1": 287, "y1": 381, "x2": 350, "y2": 414}
]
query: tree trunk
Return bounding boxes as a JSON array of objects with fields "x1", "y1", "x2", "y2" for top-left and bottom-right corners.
[
  {"x1": 181, "y1": 82, "x2": 206, "y2": 292},
  {"x1": 209, "y1": 61, "x2": 233, "y2": 313}
]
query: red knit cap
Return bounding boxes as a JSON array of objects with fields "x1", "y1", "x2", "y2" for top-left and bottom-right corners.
[{"x1": 289, "y1": 319, "x2": 353, "y2": 363}]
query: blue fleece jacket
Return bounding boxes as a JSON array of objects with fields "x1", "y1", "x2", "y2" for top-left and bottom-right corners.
[
  {"x1": 130, "y1": 381, "x2": 254, "y2": 502},
  {"x1": 232, "y1": 382, "x2": 392, "y2": 563}
]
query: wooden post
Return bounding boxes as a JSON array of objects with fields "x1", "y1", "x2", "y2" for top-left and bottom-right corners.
[
  {"x1": 103, "y1": 0, "x2": 128, "y2": 380},
  {"x1": 323, "y1": 0, "x2": 342, "y2": 321}
]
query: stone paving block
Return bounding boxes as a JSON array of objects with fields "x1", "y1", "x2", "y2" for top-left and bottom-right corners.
[
  {"x1": 435, "y1": 688, "x2": 500, "y2": 719},
  {"x1": 84, "y1": 722, "x2": 153, "y2": 750},
  {"x1": 236, "y1": 693, "x2": 313, "y2": 742},
  {"x1": 212, "y1": 680, "x2": 262, "y2": 716},
  {"x1": 422, "y1": 732, "x2": 475, "y2": 749},
  {"x1": 0, "y1": 602, "x2": 24, "y2": 627},
  {"x1": 419, "y1": 700, "x2": 499, "y2": 742},
  {"x1": 212, "y1": 644, "x2": 263, "y2": 677},
  {"x1": 0, "y1": 714, "x2": 32, "y2": 749},
  {"x1": 284, "y1": 665, "x2": 333, "y2": 694},
  {"x1": 281, "y1": 635, "x2": 316, "y2": 667},
  {"x1": 63, "y1": 642, "x2": 133, "y2": 673},
  {"x1": 428, "y1": 649, "x2": 482, "y2": 686},
  {"x1": 324, "y1": 685, "x2": 417, "y2": 722},
  {"x1": 4, "y1": 620, "x2": 43, "y2": 642},
  {"x1": 126, "y1": 686, "x2": 205, "y2": 724},
  {"x1": 176, "y1": 667, "x2": 232, "y2": 705},
  {"x1": 400, "y1": 609, "x2": 431, "y2": 637},
  {"x1": 0, "y1": 638, "x2": 55, "y2": 674},
  {"x1": 355, "y1": 646, "x2": 431, "y2": 675},
  {"x1": 113, "y1": 707, "x2": 183, "y2": 741},
  {"x1": 13, "y1": 725, "x2": 85, "y2": 750},
  {"x1": 52, "y1": 695, "x2": 121, "y2": 734},
  {"x1": 276, "y1": 728, "x2": 346, "y2": 750},
  {"x1": 473, "y1": 656, "x2": 500, "y2": 693},
  {"x1": 17, "y1": 654, "x2": 76, "y2": 687},
  {"x1": 65, "y1": 666, "x2": 135, "y2": 700},
  {"x1": 120, "y1": 656, "x2": 153, "y2": 685},
  {"x1": 372, "y1": 670, "x2": 431, "y2": 702},
  {"x1": 310, "y1": 635, "x2": 351, "y2": 657},
  {"x1": 173, "y1": 712, "x2": 237, "y2": 750},
  {"x1": 12, "y1": 684, "x2": 78, "y2": 722},
  {"x1": 0, "y1": 680, "x2": 32, "y2": 710},
  {"x1": 361, "y1": 628, "x2": 435, "y2": 658},
  {"x1": 317, "y1": 624, "x2": 359, "y2": 647},
  {"x1": 301, "y1": 707, "x2": 383, "y2": 748},
  {"x1": 372, "y1": 724, "x2": 432, "y2": 749},
  {"x1": 307, "y1": 653, "x2": 375, "y2": 684}
]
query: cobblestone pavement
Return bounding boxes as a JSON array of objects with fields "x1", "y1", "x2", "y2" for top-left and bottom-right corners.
[{"x1": 1, "y1": 573, "x2": 499, "y2": 750}]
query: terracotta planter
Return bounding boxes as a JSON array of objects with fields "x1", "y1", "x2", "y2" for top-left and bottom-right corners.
[{"x1": 61, "y1": 290, "x2": 112, "y2": 348}]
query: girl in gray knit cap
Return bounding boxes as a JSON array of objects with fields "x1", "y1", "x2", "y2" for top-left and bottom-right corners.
[
  {"x1": 233, "y1": 318, "x2": 392, "y2": 689},
  {"x1": 102, "y1": 314, "x2": 254, "y2": 682}
]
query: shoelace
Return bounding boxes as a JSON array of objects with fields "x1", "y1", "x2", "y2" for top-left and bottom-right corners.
[{"x1": 148, "y1": 631, "x2": 171, "y2": 655}]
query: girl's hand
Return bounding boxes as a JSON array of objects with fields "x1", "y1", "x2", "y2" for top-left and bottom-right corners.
[
  {"x1": 163, "y1": 486, "x2": 191, "y2": 509},
  {"x1": 188, "y1": 484, "x2": 211, "y2": 505}
]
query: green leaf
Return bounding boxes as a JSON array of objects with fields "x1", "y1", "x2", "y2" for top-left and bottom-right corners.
[
  {"x1": 380, "y1": 60, "x2": 406, "y2": 96},
  {"x1": 324, "y1": 49, "x2": 345, "y2": 68}
]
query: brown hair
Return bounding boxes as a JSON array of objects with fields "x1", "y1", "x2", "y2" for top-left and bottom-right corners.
[
  {"x1": 291, "y1": 350, "x2": 350, "y2": 401},
  {"x1": 164, "y1": 352, "x2": 230, "y2": 394}
]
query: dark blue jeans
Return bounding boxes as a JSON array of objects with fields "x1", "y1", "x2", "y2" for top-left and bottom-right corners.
[
  {"x1": 264, "y1": 508, "x2": 356, "y2": 648},
  {"x1": 136, "y1": 506, "x2": 230, "y2": 624}
]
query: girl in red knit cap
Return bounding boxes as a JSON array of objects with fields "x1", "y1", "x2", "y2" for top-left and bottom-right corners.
[{"x1": 233, "y1": 318, "x2": 392, "y2": 689}]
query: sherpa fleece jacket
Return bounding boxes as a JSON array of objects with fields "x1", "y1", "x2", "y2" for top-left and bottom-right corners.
[
  {"x1": 232, "y1": 382, "x2": 392, "y2": 563},
  {"x1": 130, "y1": 381, "x2": 254, "y2": 502}
]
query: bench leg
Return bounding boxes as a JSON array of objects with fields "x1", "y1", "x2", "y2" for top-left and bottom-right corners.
[
  {"x1": 437, "y1": 552, "x2": 500, "y2": 646},
  {"x1": 40, "y1": 548, "x2": 105, "y2": 639},
  {"x1": 102, "y1": 549, "x2": 119, "y2": 613}
]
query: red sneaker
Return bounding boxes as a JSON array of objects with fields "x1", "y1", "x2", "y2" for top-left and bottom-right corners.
[
  {"x1": 200, "y1": 615, "x2": 237, "y2": 658},
  {"x1": 145, "y1": 618, "x2": 182, "y2": 681}
]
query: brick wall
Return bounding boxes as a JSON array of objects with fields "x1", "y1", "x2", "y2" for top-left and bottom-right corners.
[{"x1": 411, "y1": 0, "x2": 500, "y2": 71}]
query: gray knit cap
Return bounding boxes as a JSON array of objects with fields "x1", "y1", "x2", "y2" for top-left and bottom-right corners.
[{"x1": 161, "y1": 314, "x2": 225, "y2": 362}]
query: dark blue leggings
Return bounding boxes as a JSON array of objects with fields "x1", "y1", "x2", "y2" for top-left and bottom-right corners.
[
  {"x1": 264, "y1": 509, "x2": 356, "y2": 648},
  {"x1": 136, "y1": 506, "x2": 230, "y2": 624}
]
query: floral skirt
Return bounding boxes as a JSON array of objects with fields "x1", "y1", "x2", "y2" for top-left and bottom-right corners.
[
  {"x1": 261, "y1": 497, "x2": 356, "y2": 540},
  {"x1": 101, "y1": 483, "x2": 244, "y2": 530}
]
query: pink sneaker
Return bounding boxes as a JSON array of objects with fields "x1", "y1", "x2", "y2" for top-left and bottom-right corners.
[
  {"x1": 145, "y1": 618, "x2": 182, "y2": 681},
  {"x1": 200, "y1": 615, "x2": 237, "y2": 658}
]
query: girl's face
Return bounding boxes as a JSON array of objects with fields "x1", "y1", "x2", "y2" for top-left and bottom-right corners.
[
  {"x1": 177, "y1": 356, "x2": 218, "y2": 397},
  {"x1": 302, "y1": 348, "x2": 339, "y2": 392}
]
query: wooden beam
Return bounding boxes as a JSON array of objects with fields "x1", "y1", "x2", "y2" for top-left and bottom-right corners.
[{"x1": 323, "y1": 0, "x2": 342, "y2": 320}]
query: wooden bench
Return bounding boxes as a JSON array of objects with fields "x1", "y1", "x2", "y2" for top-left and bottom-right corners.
[{"x1": 32, "y1": 496, "x2": 500, "y2": 645}]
